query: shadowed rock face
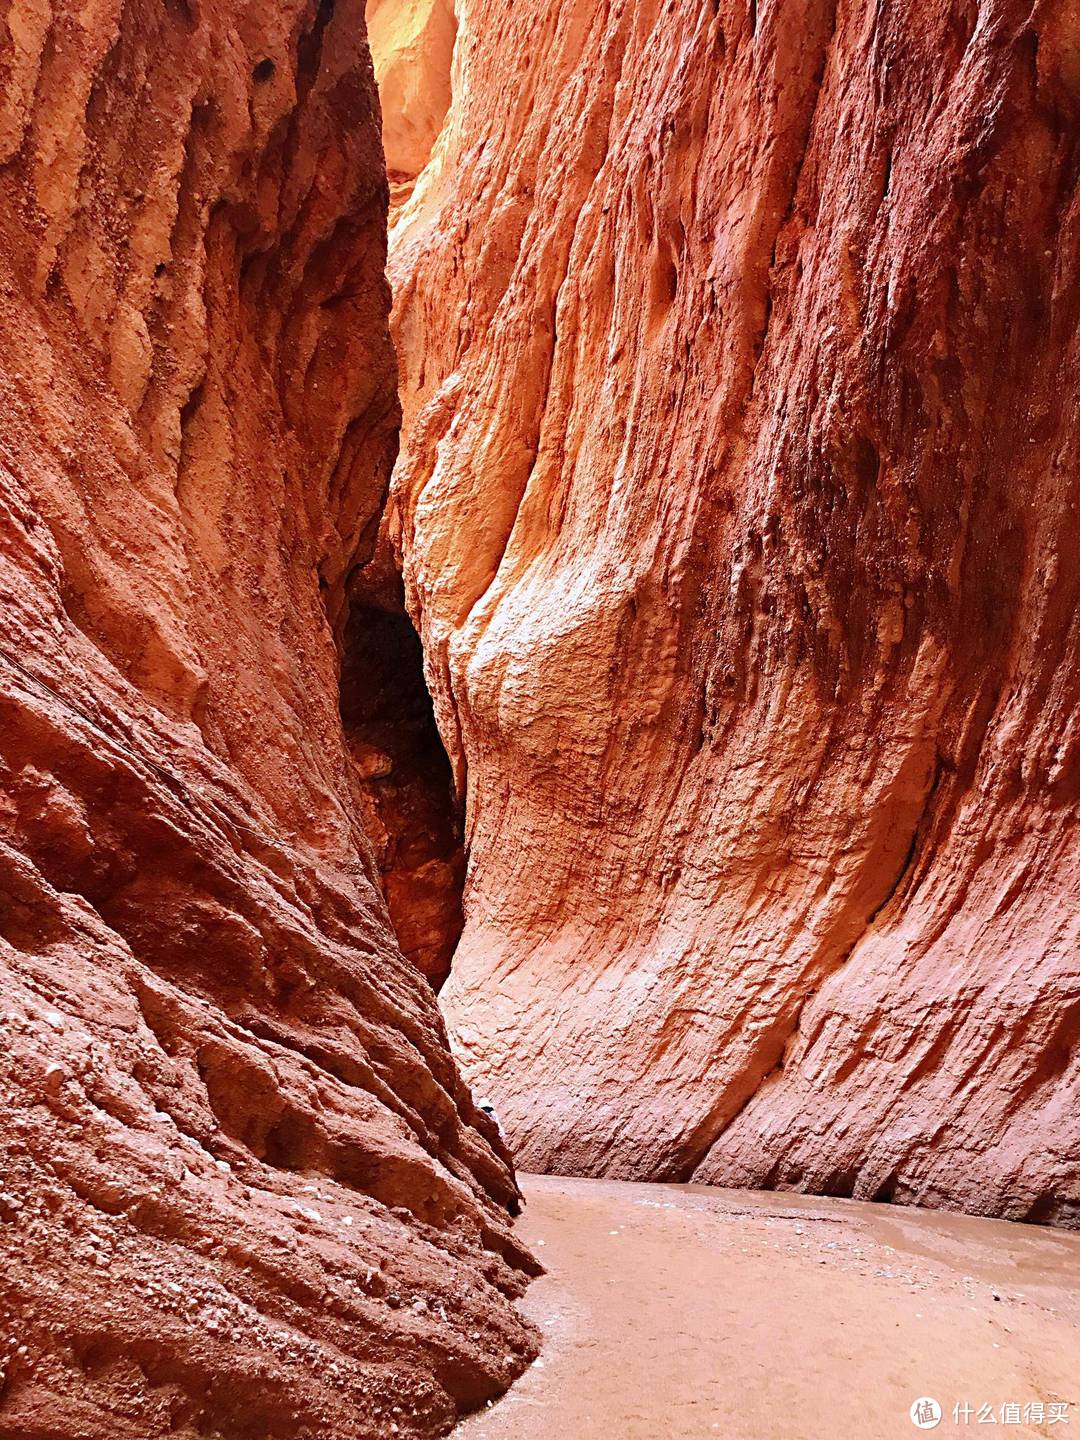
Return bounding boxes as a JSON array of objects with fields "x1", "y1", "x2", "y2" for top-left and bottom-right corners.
[
  {"x1": 379, "y1": 0, "x2": 1080, "y2": 1221},
  {"x1": 0, "y1": 1, "x2": 537, "y2": 1436},
  {"x1": 341, "y1": 565, "x2": 465, "y2": 989}
]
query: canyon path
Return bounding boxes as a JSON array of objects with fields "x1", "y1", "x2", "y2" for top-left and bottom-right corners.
[
  {"x1": 2, "y1": 0, "x2": 1079, "y2": 1435},
  {"x1": 456, "y1": 1174, "x2": 1080, "y2": 1440}
]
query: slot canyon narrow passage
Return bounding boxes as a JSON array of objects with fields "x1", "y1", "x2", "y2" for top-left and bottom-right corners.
[
  {"x1": 340, "y1": 563, "x2": 465, "y2": 989},
  {"x1": 0, "y1": 0, "x2": 1078, "y2": 1437}
]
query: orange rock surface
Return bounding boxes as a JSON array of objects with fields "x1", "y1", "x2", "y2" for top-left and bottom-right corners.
[
  {"x1": 366, "y1": 0, "x2": 457, "y2": 213},
  {"x1": 0, "y1": 1, "x2": 536, "y2": 1435},
  {"x1": 381, "y1": 0, "x2": 1080, "y2": 1221}
]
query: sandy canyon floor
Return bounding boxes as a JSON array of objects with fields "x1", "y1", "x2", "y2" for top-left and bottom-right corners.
[{"x1": 455, "y1": 1175, "x2": 1080, "y2": 1440}]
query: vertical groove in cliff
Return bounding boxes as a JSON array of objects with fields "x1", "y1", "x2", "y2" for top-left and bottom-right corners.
[{"x1": 340, "y1": 545, "x2": 466, "y2": 989}]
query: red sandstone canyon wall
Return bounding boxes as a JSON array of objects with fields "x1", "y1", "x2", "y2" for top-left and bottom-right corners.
[
  {"x1": 379, "y1": 0, "x2": 1080, "y2": 1222},
  {"x1": 0, "y1": 2, "x2": 537, "y2": 1435}
]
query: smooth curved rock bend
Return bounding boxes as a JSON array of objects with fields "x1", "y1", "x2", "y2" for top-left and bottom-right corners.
[{"x1": 380, "y1": 0, "x2": 1080, "y2": 1221}]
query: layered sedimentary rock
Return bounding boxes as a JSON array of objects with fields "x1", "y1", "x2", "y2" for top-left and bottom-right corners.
[
  {"x1": 0, "y1": 2, "x2": 537, "y2": 1436},
  {"x1": 379, "y1": 0, "x2": 1080, "y2": 1221}
]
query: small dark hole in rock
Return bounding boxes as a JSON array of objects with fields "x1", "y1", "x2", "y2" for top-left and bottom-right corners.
[
  {"x1": 253, "y1": 58, "x2": 275, "y2": 83},
  {"x1": 165, "y1": 0, "x2": 194, "y2": 29}
]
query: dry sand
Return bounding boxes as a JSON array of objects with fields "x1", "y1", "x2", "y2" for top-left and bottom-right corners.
[{"x1": 457, "y1": 1174, "x2": 1080, "y2": 1439}]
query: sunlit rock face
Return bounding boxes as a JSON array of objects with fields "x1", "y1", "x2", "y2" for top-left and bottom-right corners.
[
  {"x1": 367, "y1": 0, "x2": 458, "y2": 213},
  {"x1": 380, "y1": 0, "x2": 1080, "y2": 1222},
  {"x1": 0, "y1": 1, "x2": 537, "y2": 1435}
]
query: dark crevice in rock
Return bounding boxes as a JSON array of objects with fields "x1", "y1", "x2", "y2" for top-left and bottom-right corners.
[{"x1": 340, "y1": 568, "x2": 464, "y2": 989}]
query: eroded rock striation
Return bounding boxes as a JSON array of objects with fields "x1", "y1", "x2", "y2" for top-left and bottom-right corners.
[
  {"x1": 0, "y1": 1, "x2": 537, "y2": 1435},
  {"x1": 380, "y1": 0, "x2": 1080, "y2": 1221}
]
